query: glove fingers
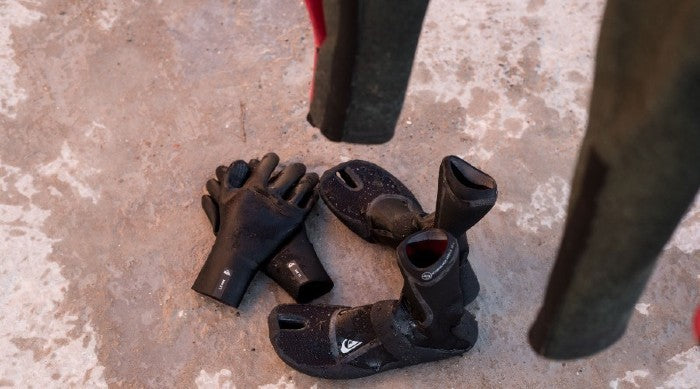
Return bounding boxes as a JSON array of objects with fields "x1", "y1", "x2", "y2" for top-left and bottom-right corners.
[
  {"x1": 289, "y1": 173, "x2": 319, "y2": 209},
  {"x1": 206, "y1": 178, "x2": 221, "y2": 199},
  {"x1": 249, "y1": 153, "x2": 279, "y2": 185},
  {"x1": 215, "y1": 165, "x2": 227, "y2": 183},
  {"x1": 201, "y1": 195, "x2": 220, "y2": 235},
  {"x1": 269, "y1": 163, "x2": 306, "y2": 196},
  {"x1": 226, "y1": 160, "x2": 250, "y2": 189}
]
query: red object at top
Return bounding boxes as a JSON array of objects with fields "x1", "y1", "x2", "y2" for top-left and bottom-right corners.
[
  {"x1": 304, "y1": 0, "x2": 327, "y2": 48},
  {"x1": 694, "y1": 305, "x2": 700, "y2": 343},
  {"x1": 304, "y1": 0, "x2": 327, "y2": 100}
]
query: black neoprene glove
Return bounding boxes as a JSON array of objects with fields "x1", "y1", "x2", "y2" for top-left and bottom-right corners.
[
  {"x1": 192, "y1": 153, "x2": 319, "y2": 308},
  {"x1": 200, "y1": 158, "x2": 333, "y2": 303}
]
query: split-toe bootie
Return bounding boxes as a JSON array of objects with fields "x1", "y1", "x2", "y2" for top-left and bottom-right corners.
[
  {"x1": 319, "y1": 155, "x2": 497, "y2": 303},
  {"x1": 268, "y1": 229, "x2": 478, "y2": 379}
]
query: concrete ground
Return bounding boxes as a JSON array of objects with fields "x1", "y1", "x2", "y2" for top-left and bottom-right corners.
[{"x1": 1, "y1": 0, "x2": 698, "y2": 387}]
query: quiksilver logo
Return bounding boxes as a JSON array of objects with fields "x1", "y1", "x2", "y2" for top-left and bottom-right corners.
[
  {"x1": 286, "y1": 261, "x2": 305, "y2": 279},
  {"x1": 419, "y1": 252, "x2": 451, "y2": 281},
  {"x1": 339, "y1": 338, "x2": 362, "y2": 354},
  {"x1": 217, "y1": 269, "x2": 231, "y2": 291}
]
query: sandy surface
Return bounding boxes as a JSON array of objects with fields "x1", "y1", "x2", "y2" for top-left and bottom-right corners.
[{"x1": 1, "y1": 0, "x2": 698, "y2": 387}]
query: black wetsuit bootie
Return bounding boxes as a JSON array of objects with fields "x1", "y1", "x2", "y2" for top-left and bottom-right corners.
[
  {"x1": 319, "y1": 155, "x2": 497, "y2": 302},
  {"x1": 268, "y1": 229, "x2": 477, "y2": 379},
  {"x1": 320, "y1": 155, "x2": 497, "y2": 246}
]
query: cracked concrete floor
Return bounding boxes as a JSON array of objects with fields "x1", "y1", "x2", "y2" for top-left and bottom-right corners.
[{"x1": 1, "y1": 0, "x2": 699, "y2": 387}]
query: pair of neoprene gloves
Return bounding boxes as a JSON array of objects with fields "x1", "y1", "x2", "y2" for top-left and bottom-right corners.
[{"x1": 192, "y1": 153, "x2": 498, "y2": 379}]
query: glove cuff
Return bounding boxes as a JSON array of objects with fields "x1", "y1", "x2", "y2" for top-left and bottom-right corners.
[{"x1": 192, "y1": 239, "x2": 257, "y2": 308}]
